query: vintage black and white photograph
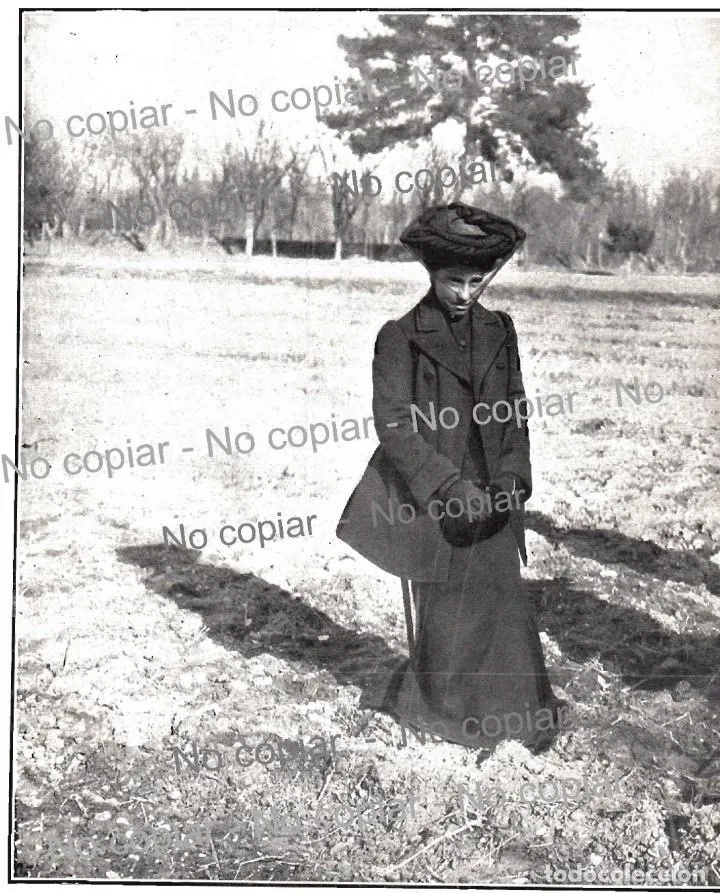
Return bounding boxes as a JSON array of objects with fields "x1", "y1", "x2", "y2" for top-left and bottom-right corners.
[{"x1": 7, "y1": 6, "x2": 720, "y2": 887}]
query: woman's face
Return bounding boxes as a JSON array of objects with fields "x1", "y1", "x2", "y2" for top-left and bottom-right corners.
[{"x1": 431, "y1": 263, "x2": 501, "y2": 317}]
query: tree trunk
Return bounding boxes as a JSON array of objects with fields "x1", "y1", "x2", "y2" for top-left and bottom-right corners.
[
  {"x1": 244, "y1": 203, "x2": 255, "y2": 257},
  {"x1": 334, "y1": 235, "x2": 342, "y2": 261},
  {"x1": 269, "y1": 201, "x2": 277, "y2": 257},
  {"x1": 41, "y1": 220, "x2": 53, "y2": 255},
  {"x1": 161, "y1": 210, "x2": 177, "y2": 247},
  {"x1": 288, "y1": 196, "x2": 300, "y2": 239},
  {"x1": 362, "y1": 199, "x2": 370, "y2": 258},
  {"x1": 678, "y1": 224, "x2": 688, "y2": 273}
]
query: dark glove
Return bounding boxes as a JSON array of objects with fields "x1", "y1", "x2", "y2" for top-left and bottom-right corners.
[
  {"x1": 443, "y1": 479, "x2": 492, "y2": 521},
  {"x1": 438, "y1": 480, "x2": 509, "y2": 547},
  {"x1": 491, "y1": 474, "x2": 528, "y2": 506}
]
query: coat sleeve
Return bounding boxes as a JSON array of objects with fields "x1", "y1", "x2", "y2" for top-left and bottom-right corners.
[
  {"x1": 372, "y1": 320, "x2": 460, "y2": 507},
  {"x1": 494, "y1": 314, "x2": 532, "y2": 499}
]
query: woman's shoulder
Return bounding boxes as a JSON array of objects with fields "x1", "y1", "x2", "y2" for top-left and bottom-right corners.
[
  {"x1": 374, "y1": 317, "x2": 408, "y2": 354},
  {"x1": 382, "y1": 293, "x2": 430, "y2": 334},
  {"x1": 490, "y1": 308, "x2": 517, "y2": 335}
]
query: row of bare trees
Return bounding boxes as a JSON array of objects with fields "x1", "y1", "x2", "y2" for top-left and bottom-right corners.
[
  {"x1": 23, "y1": 124, "x2": 371, "y2": 260},
  {"x1": 23, "y1": 122, "x2": 720, "y2": 272},
  {"x1": 22, "y1": 13, "x2": 720, "y2": 269}
]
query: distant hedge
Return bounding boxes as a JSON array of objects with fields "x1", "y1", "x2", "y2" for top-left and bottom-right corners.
[{"x1": 215, "y1": 238, "x2": 413, "y2": 261}]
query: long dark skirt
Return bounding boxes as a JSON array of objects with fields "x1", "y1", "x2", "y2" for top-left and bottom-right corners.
[{"x1": 382, "y1": 525, "x2": 567, "y2": 750}]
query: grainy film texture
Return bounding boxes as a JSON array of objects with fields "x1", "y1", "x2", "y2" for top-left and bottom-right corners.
[{"x1": 10, "y1": 9, "x2": 720, "y2": 886}]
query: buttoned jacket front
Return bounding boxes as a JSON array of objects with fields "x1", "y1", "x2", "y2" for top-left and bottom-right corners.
[{"x1": 337, "y1": 291, "x2": 532, "y2": 581}]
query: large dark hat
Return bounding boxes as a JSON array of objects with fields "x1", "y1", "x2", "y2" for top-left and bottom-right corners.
[{"x1": 400, "y1": 201, "x2": 526, "y2": 271}]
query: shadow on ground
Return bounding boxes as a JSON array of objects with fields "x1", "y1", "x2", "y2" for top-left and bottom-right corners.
[
  {"x1": 117, "y1": 543, "x2": 403, "y2": 710},
  {"x1": 527, "y1": 577, "x2": 719, "y2": 700},
  {"x1": 525, "y1": 510, "x2": 720, "y2": 595},
  {"x1": 118, "y1": 543, "x2": 719, "y2": 705}
]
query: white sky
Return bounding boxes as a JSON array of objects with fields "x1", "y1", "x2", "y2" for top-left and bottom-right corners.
[{"x1": 21, "y1": 11, "x2": 720, "y2": 189}]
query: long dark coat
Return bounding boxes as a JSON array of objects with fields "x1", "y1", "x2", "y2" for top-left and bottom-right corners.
[{"x1": 337, "y1": 291, "x2": 532, "y2": 582}]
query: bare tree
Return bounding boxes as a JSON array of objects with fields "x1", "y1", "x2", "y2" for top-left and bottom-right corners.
[
  {"x1": 324, "y1": 168, "x2": 361, "y2": 260},
  {"x1": 112, "y1": 130, "x2": 185, "y2": 247},
  {"x1": 221, "y1": 122, "x2": 300, "y2": 257},
  {"x1": 285, "y1": 144, "x2": 316, "y2": 239},
  {"x1": 655, "y1": 170, "x2": 720, "y2": 273},
  {"x1": 23, "y1": 137, "x2": 105, "y2": 245},
  {"x1": 319, "y1": 140, "x2": 382, "y2": 260}
]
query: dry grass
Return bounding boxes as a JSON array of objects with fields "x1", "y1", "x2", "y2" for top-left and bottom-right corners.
[{"x1": 12, "y1": 249, "x2": 720, "y2": 882}]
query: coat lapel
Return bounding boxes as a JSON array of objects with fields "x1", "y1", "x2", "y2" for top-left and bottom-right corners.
[
  {"x1": 471, "y1": 303, "x2": 509, "y2": 401},
  {"x1": 410, "y1": 295, "x2": 471, "y2": 386}
]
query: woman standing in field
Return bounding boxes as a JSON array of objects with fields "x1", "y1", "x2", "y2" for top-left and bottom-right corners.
[{"x1": 338, "y1": 202, "x2": 567, "y2": 756}]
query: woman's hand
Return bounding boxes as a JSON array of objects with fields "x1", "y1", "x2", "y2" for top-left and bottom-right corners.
[
  {"x1": 492, "y1": 474, "x2": 527, "y2": 504},
  {"x1": 438, "y1": 478, "x2": 511, "y2": 546},
  {"x1": 443, "y1": 479, "x2": 492, "y2": 520}
]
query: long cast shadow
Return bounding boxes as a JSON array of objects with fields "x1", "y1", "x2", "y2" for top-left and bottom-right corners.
[
  {"x1": 527, "y1": 576, "x2": 719, "y2": 700},
  {"x1": 118, "y1": 543, "x2": 718, "y2": 705},
  {"x1": 525, "y1": 510, "x2": 720, "y2": 595},
  {"x1": 117, "y1": 544, "x2": 403, "y2": 704},
  {"x1": 116, "y1": 542, "x2": 719, "y2": 833}
]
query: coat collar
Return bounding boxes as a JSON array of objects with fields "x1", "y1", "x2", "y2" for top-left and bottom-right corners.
[
  {"x1": 411, "y1": 291, "x2": 508, "y2": 394},
  {"x1": 415, "y1": 290, "x2": 500, "y2": 332}
]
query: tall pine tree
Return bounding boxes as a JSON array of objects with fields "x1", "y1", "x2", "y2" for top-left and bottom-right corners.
[{"x1": 326, "y1": 14, "x2": 604, "y2": 200}]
